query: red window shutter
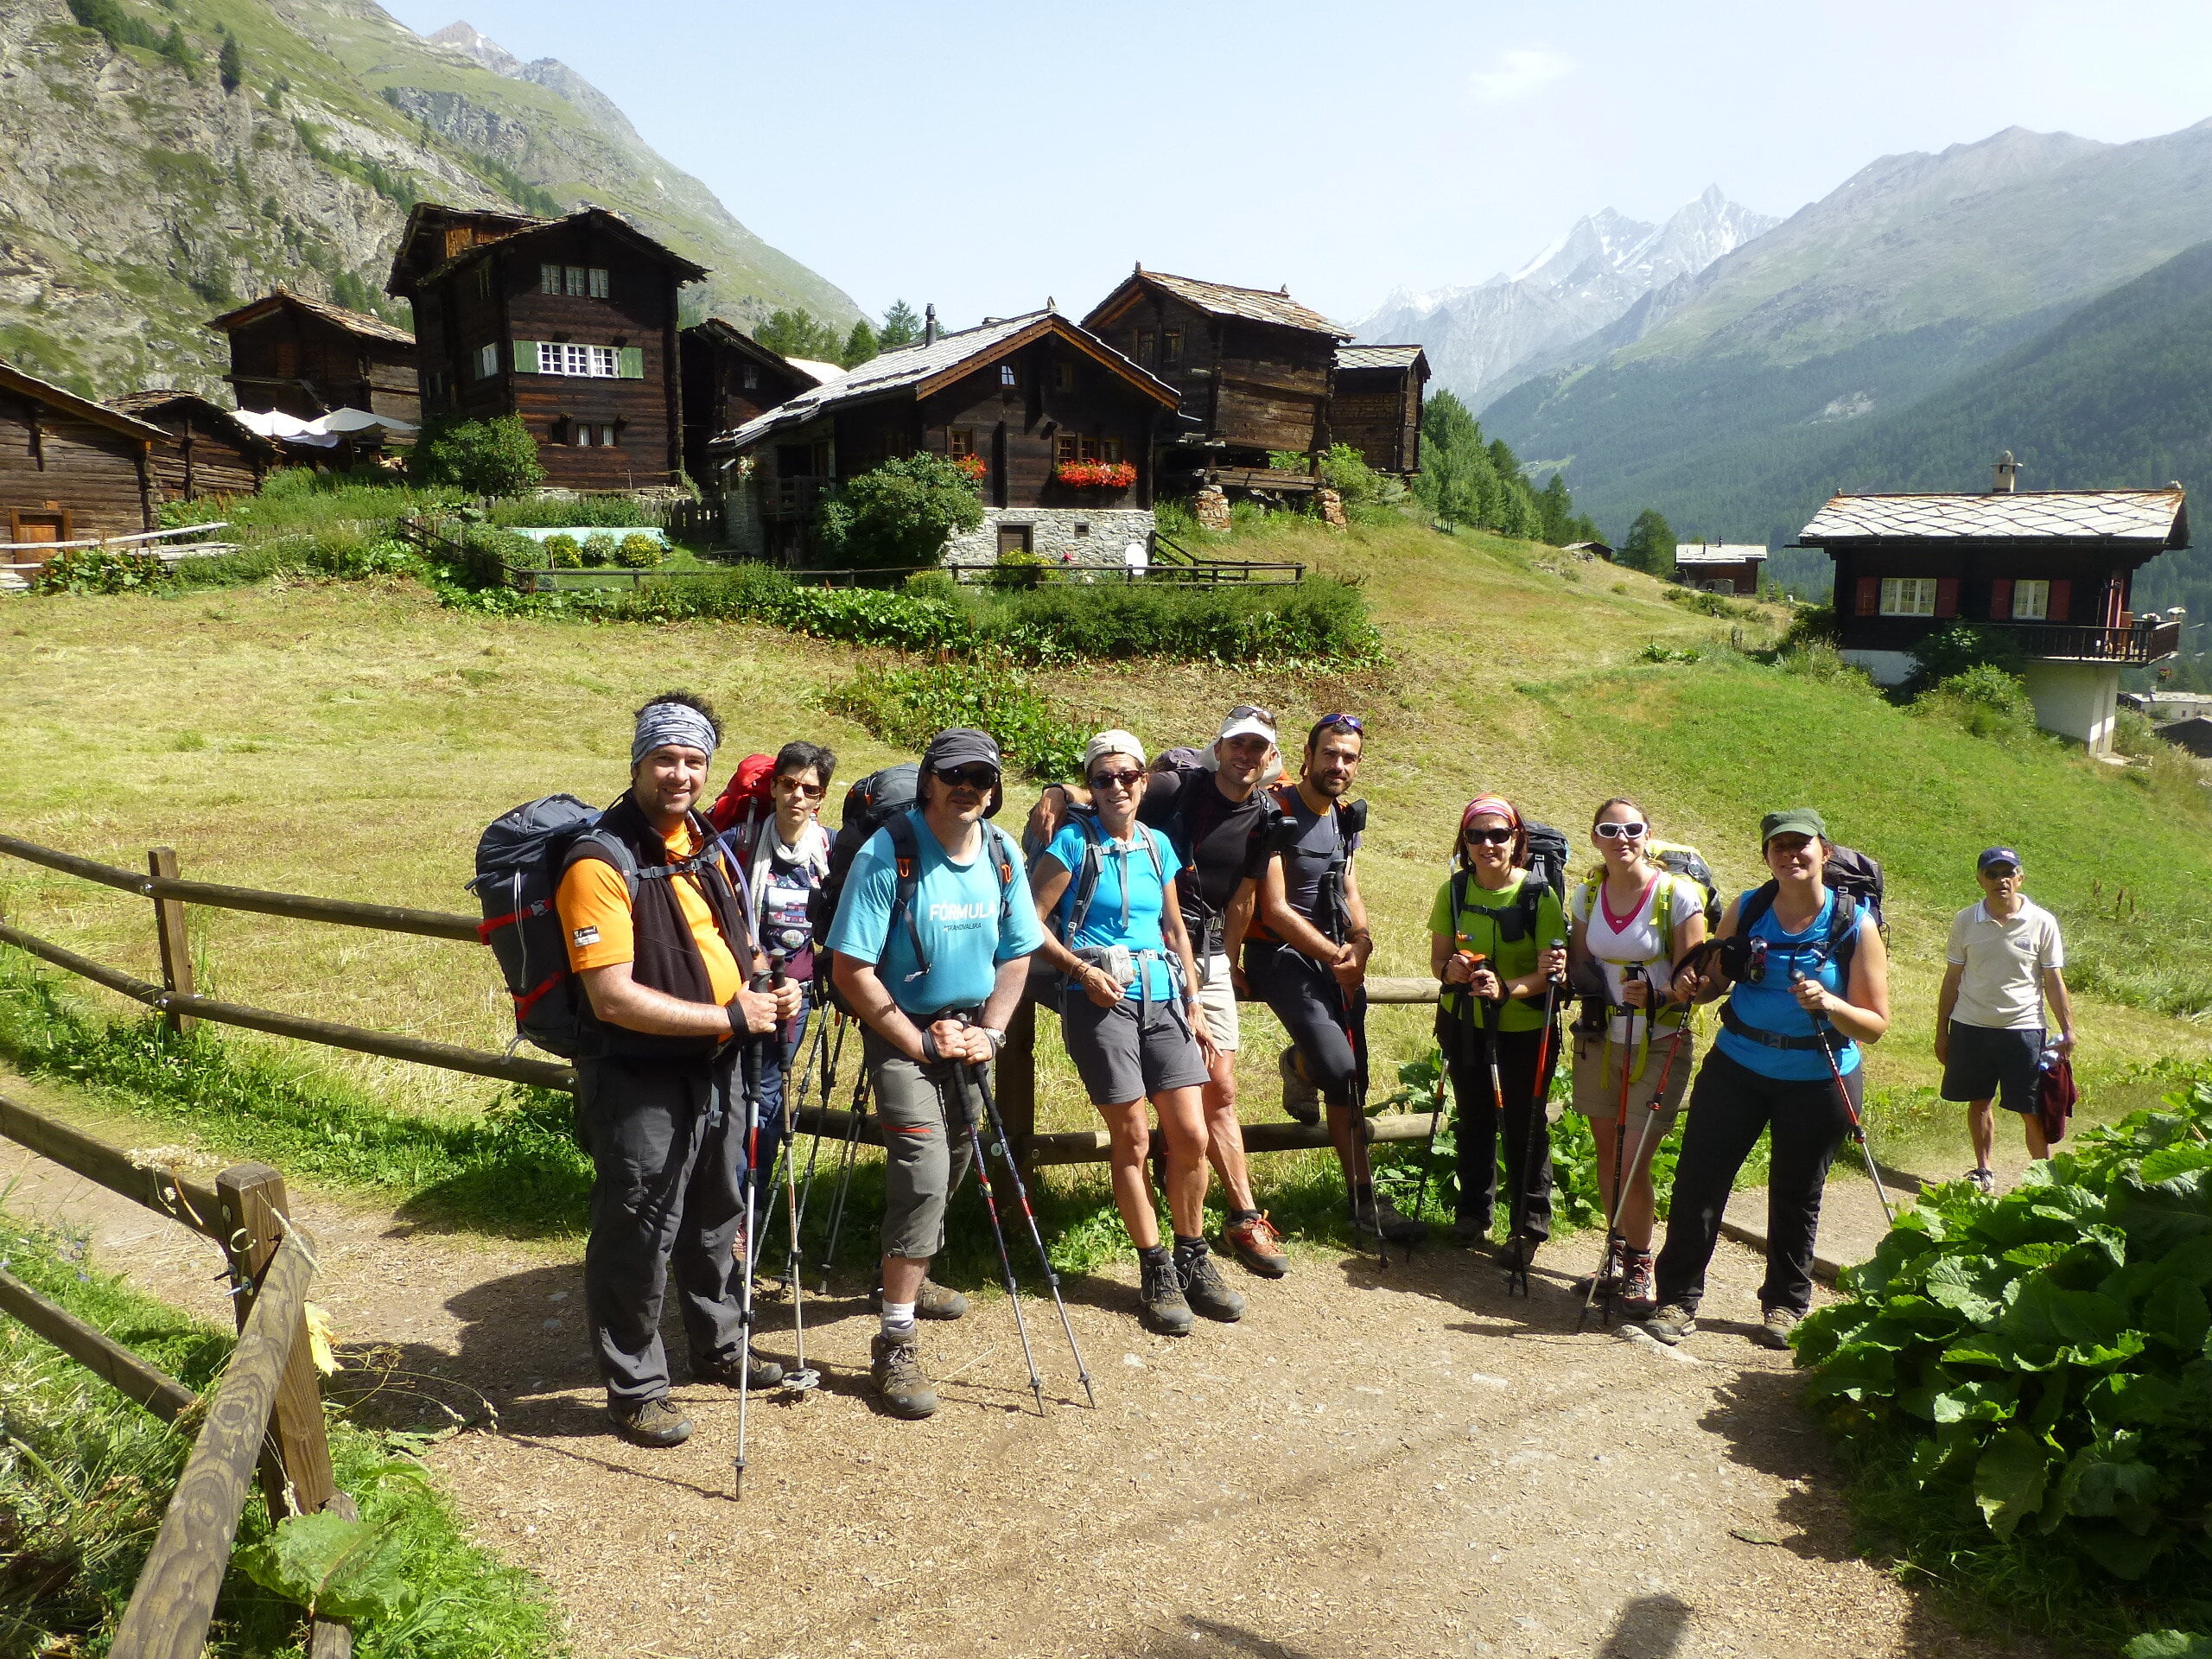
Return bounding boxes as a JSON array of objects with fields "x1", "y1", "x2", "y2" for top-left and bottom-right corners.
[
  {"x1": 1935, "y1": 577, "x2": 1960, "y2": 618},
  {"x1": 1989, "y1": 577, "x2": 2013, "y2": 620},
  {"x1": 1855, "y1": 575, "x2": 1880, "y2": 616},
  {"x1": 2048, "y1": 578, "x2": 2070, "y2": 621}
]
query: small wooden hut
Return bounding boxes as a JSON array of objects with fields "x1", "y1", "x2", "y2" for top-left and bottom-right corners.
[
  {"x1": 107, "y1": 391, "x2": 278, "y2": 500},
  {"x1": 207, "y1": 289, "x2": 420, "y2": 423},
  {"x1": 677, "y1": 321, "x2": 823, "y2": 491},
  {"x1": 1, "y1": 358, "x2": 164, "y2": 550},
  {"x1": 1328, "y1": 344, "x2": 1427, "y2": 475}
]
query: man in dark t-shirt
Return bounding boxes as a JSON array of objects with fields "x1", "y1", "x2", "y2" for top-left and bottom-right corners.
[{"x1": 1031, "y1": 705, "x2": 1290, "y2": 1276}]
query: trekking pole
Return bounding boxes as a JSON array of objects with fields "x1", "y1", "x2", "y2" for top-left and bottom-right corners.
[
  {"x1": 1505, "y1": 941, "x2": 1567, "y2": 1297},
  {"x1": 819, "y1": 1058, "x2": 872, "y2": 1289},
  {"x1": 1330, "y1": 969, "x2": 1388, "y2": 1269},
  {"x1": 791, "y1": 1008, "x2": 847, "y2": 1248},
  {"x1": 1579, "y1": 985, "x2": 1694, "y2": 1331},
  {"x1": 1412, "y1": 952, "x2": 1479, "y2": 1228},
  {"x1": 943, "y1": 1065, "x2": 1046, "y2": 1415},
  {"x1": 748, "y1": 998, "x2": 815, "y2": 1284},
  {"x1": 1794, "y1": 971, "x2": 1897, "y2": 1228},
  {"x1": 733, "y1": 1021, "x2": 766, "y2": 1498},
  {"x1": 967, "y1": 1059, "x2": 1098, "y2": 1409},
  {"x1": 766, "y1": 972, "x2": 820, "y2": 1401},
  {"x1": 1579, "y1": 991, "x2": 1642, "y2": 1332}
]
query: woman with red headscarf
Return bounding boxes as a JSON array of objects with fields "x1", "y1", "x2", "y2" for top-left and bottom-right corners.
[{"x1": 1427, "y1": 795, "x2": 1569, "y2": 1273}]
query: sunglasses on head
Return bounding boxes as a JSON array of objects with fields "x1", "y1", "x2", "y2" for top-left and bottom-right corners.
[
  {"x1": 1595, "y1": 821, "x2": 1648, "y2": 841},
  {"x1": 1090, "y1": 767, "x2": 1143, "y2": 791},
  {"x1": 935, "y1": 764, "x2": 1000, "y2": 790},
  {"x1": 1318, "y1": 713, "x2": 1364, "y2": 733},
  {"x1": 1465, "y1": 826, "x2": 1516, "y2": 846},
  {"x1": 1227, "y1": 703, "x2": 1275, "y2": 726}
]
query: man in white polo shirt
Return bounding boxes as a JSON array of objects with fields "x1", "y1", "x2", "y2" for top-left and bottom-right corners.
[{"x1": 1936, "y1": 846, "x2": 2075, "y2": 1191}]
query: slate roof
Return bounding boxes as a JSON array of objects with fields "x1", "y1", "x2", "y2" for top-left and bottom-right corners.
[
  {"x1": 1084, "y1": 269, "x2": 1349, "y2": 340},
  {"x1": 1801, "y1": 487, "x2": 2188, "y2": 546},
  {"x1": 207, "y1": 288, "x2": 415, "y2": 346},
  {"x1": 1335, "y1": 344, "x2": 1427, "y2": 371},
  {"x1": 105, "y1": 390, "x2": 278, "y2": 450},
  {"x1": 1673, "y1": 541, "x2": 1768, "y2": 565},
  {"x1": 716, "y1": 311, "x2": 1174, "y2": 450}
]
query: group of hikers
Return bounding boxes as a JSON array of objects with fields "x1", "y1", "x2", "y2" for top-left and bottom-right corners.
[{"x1": 499, "y1": 692, "x2": 2075, "y2": 1447}]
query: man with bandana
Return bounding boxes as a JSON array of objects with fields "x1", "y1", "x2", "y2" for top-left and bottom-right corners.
[{"x1": 555, "y1": 691, "x2": 803, "y2": 1447}]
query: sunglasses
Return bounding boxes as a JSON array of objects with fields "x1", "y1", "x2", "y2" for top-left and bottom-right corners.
[
  {"x1": 773, "y1": 775, "x2": 826, "y2": 798},
  {"x1": 1982, "y1": 863, "x2": 2021, "y2": 878},
  {"x1": 1090, "y1": 767, "x2": 1143, "y2": 791},
  {"x1": 935, "y1": 764, "x2": 1001, "y2": 790},
  {"x1": 1464, "y1": 826, "x2": 1516, "y2": 846},
  {"x1": 1318, "y1": 713, "x2": 1364, "y2": 733},
  {"x1": 1595, "y1": 821, "x2": 1649, "y2": 841},
  {"x1": 1227, "y1": 703, "x2": 1275, "y2": 726}
]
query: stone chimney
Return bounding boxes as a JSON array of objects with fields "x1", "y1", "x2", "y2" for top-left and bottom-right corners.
[
  {"x1": 1993, "y1": 451, "x2": 2020, "y2": 493},
  {"x1": 923, "y1": 304, "x2": 938, "y2": 346}
]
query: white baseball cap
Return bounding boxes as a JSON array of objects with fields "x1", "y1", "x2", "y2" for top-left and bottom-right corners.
[
  {"x1": 1214, "y1": 704, "x2": 1278, "y2": 747},
  {"x1": 1083, "y1": 729, "x2": 1147, "y2": 773}
]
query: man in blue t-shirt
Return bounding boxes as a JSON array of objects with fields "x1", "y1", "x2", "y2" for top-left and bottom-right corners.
[{"x1": 826, "y1": 728, "x2": 1045, "y2": 1419}]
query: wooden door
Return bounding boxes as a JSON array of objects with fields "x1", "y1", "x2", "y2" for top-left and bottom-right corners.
[
  {"x1": 997, "y1": 524, "x2": 1033, "y2": 556},
  {"x1": 9, "y1": 509, "x2": 69, "y2": 562}
]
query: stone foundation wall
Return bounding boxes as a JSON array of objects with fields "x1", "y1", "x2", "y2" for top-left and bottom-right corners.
[{"x1": 944, "y1": 506, "x2": 1155, "y2": 568}]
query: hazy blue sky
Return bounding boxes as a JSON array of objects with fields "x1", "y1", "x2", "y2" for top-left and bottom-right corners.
[{"x1": 382, "y1": 0, "x2": 2212, "y2": 327}]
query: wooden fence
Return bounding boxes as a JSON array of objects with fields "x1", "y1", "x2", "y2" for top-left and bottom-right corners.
[
  {"x1": 0, "y1": 1092, "x2": 351, "y2": 1656},
  {"x1": 0, "y1": 833, "x2": 1443, "y2": 1163}
]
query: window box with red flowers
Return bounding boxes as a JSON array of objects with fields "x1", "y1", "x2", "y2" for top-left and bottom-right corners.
[
  {"x1": 1055, "y1": 461, "x2": 1137, "y2": 491},
  {"x1": 951, "y1": 452, "x2": 987, "y2": 483}
]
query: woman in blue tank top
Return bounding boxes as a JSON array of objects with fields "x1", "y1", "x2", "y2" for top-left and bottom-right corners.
[{"x1": 1642, "y1": 808, "x2": 1891, "y2": 1353}]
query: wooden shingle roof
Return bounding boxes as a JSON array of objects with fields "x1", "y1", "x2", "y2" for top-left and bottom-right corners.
[
  {"x1": 1800, "y1": 487, "x2": 2188, "y2": 546},
  {"x1": 1086, "y1": 269, "x2": 1351, "y2": 339},
  {"x1": 206, "y1": 288, "x2": 415, "y2": 346},
  {"x1": 106, "y1": 389, "x2": 279, "y2": 453},
  {"x1": 0, "y1": 358, "x2": 166, "y2": 442}
]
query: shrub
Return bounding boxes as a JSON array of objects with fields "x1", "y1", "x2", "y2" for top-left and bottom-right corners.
[
  {"x1": 903, "y1": 569, "x2": 958, "y2": 602},
  {"x1": 542, "y1": 533, "x2": 582, "y2": 569},
  {"x1": 488, "y1": 494, "x2": 650, "y2": 529},
  {"x1": 410, "y1": 415, "x2": 545, "y2": 498},
  {"x1": 2113, "y1": 709, "x2": 2166, "y2": 760},
  {"x1": 825, "y1": 661, "x2": 1086, "y2": 779},
  {"x1": 1153, "y1": 497, "x2": 1204, "y2": 543},
  {"x1": 1776, "y1": 642, "x2": 1874, "y2": 687},
  {"x1": 580, "y1": 532, "x2": 617, "y2": 568},
  {"x1": 988, "y1": 549, "x2": 1044, "y2": 591},
  {"x1": 1914, "y1": 664, "x2": 2038, "y2": 742},
  {"x1": 1795, "y1": 1077, "x2": 2212, "y2": 1646},
  {"x1": 814, "y1": 453, "x2": 984, "y2": 569},
  {"x1": 1910, "y1": 621, "x2": 2026, "y2": 687},
  {"x1": 1778, "y1": 604, "x2": 1839, "y2": 652},
  {"x1": 614, "y1": 531, "x2": 661, "y2": 569},
  {"x1": 452, "y1": 524, "x2": 537, "y2": 589},
  {"x1": 25, "y1": 548, "x2": 172, "y2": 594}
]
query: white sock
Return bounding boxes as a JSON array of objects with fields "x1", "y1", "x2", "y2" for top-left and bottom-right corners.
[{"x1": 880, "y1": 1301, "x2": 917, "y2": 1337}]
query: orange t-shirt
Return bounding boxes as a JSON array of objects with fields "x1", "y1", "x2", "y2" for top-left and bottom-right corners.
[{"x1": 554, "y1": 819, "x2": 745, "y2": 1006}]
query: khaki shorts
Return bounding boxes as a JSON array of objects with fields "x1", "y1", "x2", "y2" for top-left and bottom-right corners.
[
  {"x1": 1570, "y1": 1027, "x2": 1696, "y2": 1128},
  {"x1": 1194, "y1": 953, "x2": 1239, "y2": 1052}
]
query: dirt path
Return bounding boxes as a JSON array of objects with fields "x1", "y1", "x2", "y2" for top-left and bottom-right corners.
[{"x1": 1, "y1": 1100, "x2": 2036, "y2": 1659}]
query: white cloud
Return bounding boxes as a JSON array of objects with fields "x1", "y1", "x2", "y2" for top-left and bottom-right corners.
[{"x1": 1467, "y1": 47, "x2": 1572, "y2": 103}]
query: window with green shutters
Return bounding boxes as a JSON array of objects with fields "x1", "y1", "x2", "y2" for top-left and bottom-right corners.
[
  {"x1": 618, "y1": 346, "x2": 644, "y2": 379},
  {"x1": 509, "y1": 341, "x2": 642, "y2": 378},
  {"x1": 512, "y1": 340, "x2": 542, "y2": 373}
]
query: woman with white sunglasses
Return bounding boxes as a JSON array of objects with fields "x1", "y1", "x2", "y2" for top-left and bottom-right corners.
[{"x1": 1564, "y1": 798, "x2": 1707, "y2": 1314}]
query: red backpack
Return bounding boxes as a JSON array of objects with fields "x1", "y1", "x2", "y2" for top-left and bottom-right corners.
[{"x1": 707, "y1": 753, "x2": 776, "y2": 844}]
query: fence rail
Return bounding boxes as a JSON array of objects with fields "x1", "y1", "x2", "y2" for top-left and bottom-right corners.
[{"x1": 0, "y1": 833, "x2": 1441, "y2": 1160}]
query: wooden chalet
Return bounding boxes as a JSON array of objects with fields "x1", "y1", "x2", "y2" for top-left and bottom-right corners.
[
  {"x1": 1081, "y1": 267, "x2": 1351, "y2": 492},
  {"x1": 677, "y1": 321, "x2": 823, "y2": 493},
  {"x1": 712, "y1": 308, "x2": 1178, "y2": 564},
  {"x1": 107, "y1": 391, "x2": 278, "y2": 500},
  {"x1": 1329, "y1": 344, "x2": 1428, "y2": 476},
  {"x1": 1, "y1": 357, "x2": 166, "y2": 550},
  {"x1": 385, "y1": 203, "x2": 704, "y2": 491},
  {"x1": 1672, "y1": 541, "x2": 1767, "y2": 594},
  {"x1": 1797, "y1": 454, "x2": 2189, "y2": 753},
  {"x1": 207, "y1": 289, "x2": 419, "y2": 423}
]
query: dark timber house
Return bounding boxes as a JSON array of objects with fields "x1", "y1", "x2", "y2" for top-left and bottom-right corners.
[
  {"x1": 385, "y1": 204, "x2": 705, "y2": 491},
  {"x1": 677, "y1": 320, "x2": 823, "y2": 495},
  {"x1": 1, "y1": 358, "x2": 166, "y2": 550},
  {"x1": 207, "y1": 289, "x2": 420, "y2": 423},
  {"x1": 712, "y1": 309, "x2": 1178, "y2": 565},
  {"x1": 1671, "y1": 541, "x2": 1767, "y2": 595},
  {"x1": 1797, "y1": 454, "x2": 2188, "y2": 753},
  {"x1": 107, "y1": 391, "x2": 278, "y2": 500},
  {"x1": 1328, "y1": 344, "x2": 1428, "y2": 476},
  {"x1": 1081, "y1": 268, "x2": 1351, "y2": 493}
]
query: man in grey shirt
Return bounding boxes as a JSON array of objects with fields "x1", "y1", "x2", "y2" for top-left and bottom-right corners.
[{"x1": 1936, "y1": 847, "x2": 2075, "y2": 1191}]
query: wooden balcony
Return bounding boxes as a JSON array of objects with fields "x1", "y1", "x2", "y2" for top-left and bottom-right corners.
[{"x1": 2003, "y1": 617, "x2": 2183, "y2": 664}]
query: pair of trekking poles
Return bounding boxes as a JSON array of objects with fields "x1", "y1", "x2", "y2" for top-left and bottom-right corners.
[{"x1": 1408, "y1": 944, "x2": 1567, "y2": 1295}]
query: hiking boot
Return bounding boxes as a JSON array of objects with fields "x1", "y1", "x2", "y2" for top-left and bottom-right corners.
[
  {"x1": 608, "y1": 1395, "x2": 692, "y2": 1448},
  {"x1": 693, "y1": 1345, "x2": 785, "y2": 1389},
  {"x1": 870, "y1": 1331, "x2": 939, "y2": 1419},
  {"x1": 1498, "y1": 1234, "x2": 1541, "y2": 1277},
  {"x1": 1450, "y1": 1210, "x2": 1494, "y2": 1247},
  {"x1": 1175, "y1": 1240, "x2": 1245, "y2": 1323},
  {"x1": 1223, "y1": 1211, "x2": 1291, "y2": 1278},
  {"x1": 1350, "y1": 1194, "x2": 1429, "y2": 1247},
  {"x1": 1618, "y1": 1249, "x2": 1656, "y2": 1317},
  {"x1": 1643, "y1": 1303, "x2": 1697, "y2": 1345},
  {"x1": 870, "y1": 1280, "x2": 969, "y2": 1320},
  {"x1": 1277, "y1": 1047, "x2": 1321, "y2": 1125},
  {"x1": 1573, "y1": 1236, "x2": 1626, "y2": 1298},
  {"x1": 1139, "y1": 1253, "x2": 1195, "y2": 1336},
  {"x1": 1755, "y1": 1306, "x2": 1801, "y2": 1351},
  {"x1": 1966, "y1": 1166, "x2": 1996, "y2": 1196}
]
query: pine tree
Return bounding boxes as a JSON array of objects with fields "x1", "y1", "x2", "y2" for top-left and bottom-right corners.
[
  {"x1": 842, "y1": 320, "x2": 880, "y2": 368},
  {"x1": 1622, "y1": 508, "x2": 1676, "y2": 575},
  {"x1": 756, "y1": 308, "x2": 842, "y2": 362},
  {"x1": 218, "y1": 29, "x2": 243, "y2": 92},
  {"x1": 878, "y1": 300, "x2": 922, "y2": 350},
  {"x1": 158, "y1": 21, "x2": 196, "y2": 78},
  {"x1": 1537, "y1": 474, "x2": 1573, "y2": 545}
]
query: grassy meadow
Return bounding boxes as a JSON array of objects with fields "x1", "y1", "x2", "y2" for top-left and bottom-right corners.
[{"x1": 0, "y1": 510, "x2": 2207, "y2": 1226}]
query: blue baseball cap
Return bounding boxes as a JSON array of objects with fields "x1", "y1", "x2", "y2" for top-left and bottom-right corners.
[{"x1": 1977, "y1": 847, "x2": 2022, "y2": 874}]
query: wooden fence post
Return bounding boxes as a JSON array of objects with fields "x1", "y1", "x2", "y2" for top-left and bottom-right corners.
[
  {"x1": 995, "y1": 996, "x2": 1037, "y2": 1172},
  {"x1": 215, "y1": 1164, "x2": 335, "y2": 1522},
  {"x1": 147, "y1": 847, "x2": 195, "y2": 1034}
]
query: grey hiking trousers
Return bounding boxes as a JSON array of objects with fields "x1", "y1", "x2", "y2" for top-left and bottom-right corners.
[{"x1": 577, "y1": 1047, "x2": 748, "y2": 1407}]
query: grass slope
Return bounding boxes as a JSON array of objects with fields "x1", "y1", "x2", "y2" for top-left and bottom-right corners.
[{"x1": 0, "y1": 512, "x2": 2205, "y2": 1190}]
